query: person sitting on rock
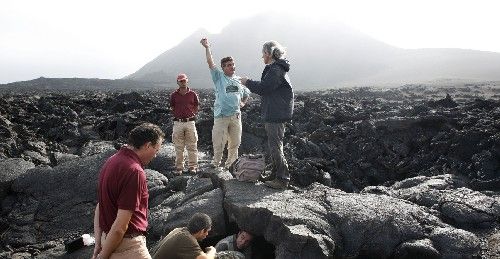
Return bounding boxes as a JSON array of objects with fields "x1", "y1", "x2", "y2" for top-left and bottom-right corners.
[
  {"x1": 152, "y1": 213, "x2": 216, "y2": 259},
  {"x1": 215, "y1": 230, "x2": 253, "y2": 258}
]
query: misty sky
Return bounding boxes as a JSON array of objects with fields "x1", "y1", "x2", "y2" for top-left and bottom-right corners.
[{"x1": 1, "y1": 0, "x2": 499, "y2": 84}]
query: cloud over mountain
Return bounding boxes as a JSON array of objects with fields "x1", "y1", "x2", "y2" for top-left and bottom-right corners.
[{"x1": 126, "y1": 13, "x2": 500, "y2": 89}]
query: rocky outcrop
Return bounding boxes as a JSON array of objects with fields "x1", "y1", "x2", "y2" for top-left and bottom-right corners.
[
  {"x1": 0, "y1": 159, "x2": 35, "y2": 200},
  {"x1": 0, "y1": 150, "x2": 497, "y2": 258},
  {"x1": 0, "y1": 144, "x2": 171, "y2": 254},
  {"x1": 1, "y1": 151, "x2": 113, "y2": 248},
  {"x1": 0, "y1": 86, "x2": 499, "y2": 258},
  {"x1": 223, "y1": 181, "x2": 480, "y2": 258},
  {"x1": 363, "y1": 174, "x2": 500, "y2": 228},
  {"x1": 1, "y1": 87, "x2": 499, "y2": 192}
]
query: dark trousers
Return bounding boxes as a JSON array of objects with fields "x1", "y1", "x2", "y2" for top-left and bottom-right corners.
[{"x1": 265, "y1": 122, "x2": 289, "y2": 181}]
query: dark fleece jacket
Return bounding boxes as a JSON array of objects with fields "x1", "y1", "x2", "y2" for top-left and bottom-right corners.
[{"x1": 246, "y1": 59, "x2": 294, "y2": 122}]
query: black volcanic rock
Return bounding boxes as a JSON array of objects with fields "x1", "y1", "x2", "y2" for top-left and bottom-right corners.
[
  {"x1": 1, "y1": 87, "x2": 500, "y2": 191},
  {"x1": 0, "y1": 85, "x2": 499, "y2": 258},
  {"x1": 0, "y1": 150, "x2": 172, "y2": 254},
  {"x1": 0, "y1": 158, "x2": 35, "y2": 200},
  {"x1": 428, "y1": 93, "x2": 458, "y2": 108},
  {"x1": 79, "y1": 140, "x2": 116, "y2": 157},
  {"x1": 1, "y1": 151, "x2": 112, "y2": 248},
  {"x1": 223, "y1": 181, "x2": 480, "y2": 258},
  {"x1": 0, "y1": 77, "x2": 158, "y2": 92},
  {"x1": 155, "y1": 188, "x2": 225, "y2": 239},
  {"x1": 363, "y1": 174, "x2": 500, "y2": 228}
]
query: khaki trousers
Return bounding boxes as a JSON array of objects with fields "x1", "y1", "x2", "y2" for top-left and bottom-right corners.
[
  {"x1": 212, "y1": 114, "x2": 241, "y2": 168},
  {"x1": 101, "y1": 232, "x2": 151, "y2": 259},
  {"x1": 172, "y1": 121, "x2": 198, "y2": 170}
]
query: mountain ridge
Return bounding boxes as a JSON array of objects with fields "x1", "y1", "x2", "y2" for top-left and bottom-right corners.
[{"x1": 125, "y1": 13, "x2": 500, "y2": 89}]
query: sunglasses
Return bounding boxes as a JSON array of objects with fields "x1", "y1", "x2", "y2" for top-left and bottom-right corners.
[{"x1": 178, "y1": 79, "x2": 187, "y2": 83}]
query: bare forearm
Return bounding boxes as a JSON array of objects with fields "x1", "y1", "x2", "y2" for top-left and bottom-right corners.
[
  {"x1": 196, "y1": 246, "x2": 216, "y2": 259},
  {"x1": 92, "y1": 204, "x2": 102, "y2": 259},
  {"x1": 206, "y1": 248, "x2": 216, "y2": 259},
  {"x1": 205, "y1": 47, "x2": 215, "y2": 69},
  {"x1": 99, "y1": 227, "x2": 126, "y2": 258},
  {"x1": 94, "y1": 205, "x2": 101, "y2": 243},
  {"x1": 98, "y1": 209, "x2": 132, "y2": 259},
  {"x1": 240, "y1": 97, "x2": 248, "y2": 108}
]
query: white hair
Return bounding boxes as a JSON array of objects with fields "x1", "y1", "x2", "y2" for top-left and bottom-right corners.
[{"x1": 262, "y1": 41, "x2": 286, "y2": 60}]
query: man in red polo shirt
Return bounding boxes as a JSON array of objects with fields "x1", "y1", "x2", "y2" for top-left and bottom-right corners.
[
  {"x1": 170, "y1": 73, "x2": 200, "y2": 175},
  {"x1": 92, "y1": 123, "x2": 164, "y2": 259}
]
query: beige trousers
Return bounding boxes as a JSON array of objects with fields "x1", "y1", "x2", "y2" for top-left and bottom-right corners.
[
  {"x1": 101, "y1": 232, "x2": 151, "y2": 259},
  {"x1": 212, "y1": 113, "x2": 242, "y2": 168},
  {"x1": 172, "y1": 121, "x2": 198, "y2": 170}
]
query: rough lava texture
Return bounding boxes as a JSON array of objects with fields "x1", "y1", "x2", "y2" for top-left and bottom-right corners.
[
  {"x1": 223, "y1": 181, "x2": 480, "y2": 258},
  {"x1": 0, "y1": 85, "x2": 499, "y2": 258}
]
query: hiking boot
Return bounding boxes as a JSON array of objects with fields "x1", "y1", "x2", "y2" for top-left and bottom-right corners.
[
  {"x1": 264, "y1": 179, "x2": 289, "y2": 190},
  {"x1": 188, "y1": 167, "x2": 197, "y2": 174}
]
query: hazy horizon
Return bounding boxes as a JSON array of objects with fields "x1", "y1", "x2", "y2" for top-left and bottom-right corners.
[{"x1": 2, "y1": 0, "x2": 500, "y2": 84}]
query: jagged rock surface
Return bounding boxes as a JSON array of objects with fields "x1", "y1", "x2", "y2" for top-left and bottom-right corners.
[
  {"x1": 223, "y1": 181, "x2": 480, "y2": 258},
  {"x1": 0, "y1": 86, "x2": 499, "y2": 258}
]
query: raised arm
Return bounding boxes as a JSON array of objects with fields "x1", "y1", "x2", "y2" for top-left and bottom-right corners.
[{"x1": 200, "y1": 38, "x2": 215, "y2": 69}]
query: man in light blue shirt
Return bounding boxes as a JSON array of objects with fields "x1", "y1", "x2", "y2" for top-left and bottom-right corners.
[{"x1": 201, "y1": 38, "x2": 250, "y2": 168}]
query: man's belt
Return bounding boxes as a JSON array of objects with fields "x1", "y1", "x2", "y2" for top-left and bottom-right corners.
[
  {"x1": 173, "y1": 117, "x2": 196, "y2": 122},
  {"x1": 123, "y1": 231, "x2": 145, "y2": 238},
  {"x1": 103, "y1": 231, "x2": 145, "y2": 239}
]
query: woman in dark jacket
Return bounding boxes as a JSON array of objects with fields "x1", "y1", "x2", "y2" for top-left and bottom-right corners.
[{"x1": 240, "y1": 41, "x2": 294, "y2": 189}]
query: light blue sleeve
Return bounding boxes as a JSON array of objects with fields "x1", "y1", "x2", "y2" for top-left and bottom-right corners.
[
  {"x1": 242, "y1": 86, "x2": 250, "y2": 98},
  {"x1": 210, "y1": 67, "x2": 221, "y2": 84}
]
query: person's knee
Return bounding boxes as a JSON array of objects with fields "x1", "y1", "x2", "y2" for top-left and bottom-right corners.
[
  {"x1": 186, "y1": 145, "x2": 197, "y2": 151},
  {"x1": 227, "y1": 143, "x2": 240, "y2": 150},
  {"x1": 173, "y1": 142, "x2": 185, "y2": 149}
]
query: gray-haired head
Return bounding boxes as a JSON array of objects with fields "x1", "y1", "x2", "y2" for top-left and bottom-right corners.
[{"x1": 262, "y1": 40, "x2": 286, "y2": 60}]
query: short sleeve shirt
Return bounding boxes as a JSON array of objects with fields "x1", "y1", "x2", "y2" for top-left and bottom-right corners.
[
  {"x1": 210, "y1": 68, "x2": 250, "y2": 118},
  {"x1": 98, "y1": 147, "x2": 149, "y2": 234},
  {"x1": 170, "y1": 88, "x2": 199, "y2": 119},
  {"x1": 152, "y1": 227, "x2": 203, "y2": 259}
]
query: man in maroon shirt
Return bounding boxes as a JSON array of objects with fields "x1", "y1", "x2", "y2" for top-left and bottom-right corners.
[
  {"x1": 170, "y1": 73, "x2": 200, "y2": 175},
  {"x1": 92, "y1": 123, "x2": 164, "y2": 259}
]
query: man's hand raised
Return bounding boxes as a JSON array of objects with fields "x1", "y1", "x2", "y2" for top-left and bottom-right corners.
[{"x1": 200, "y1": 38, "x2": 210, "y2": 48}]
